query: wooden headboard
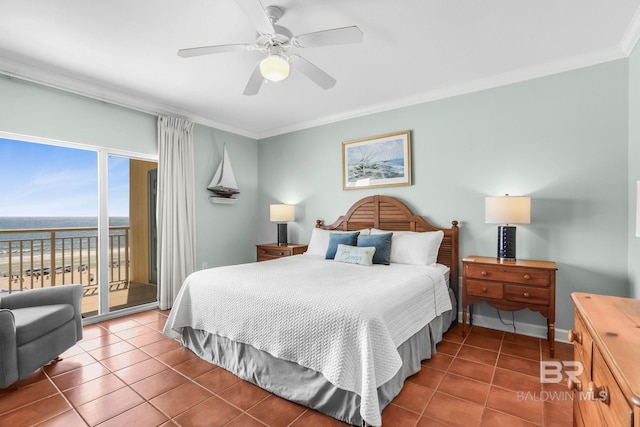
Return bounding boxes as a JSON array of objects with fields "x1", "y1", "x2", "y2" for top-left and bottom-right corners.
[{"x1": 316, "y1": 195, "x2": 459, "y2": 302}]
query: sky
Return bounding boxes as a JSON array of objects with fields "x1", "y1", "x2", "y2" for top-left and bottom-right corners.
[
  {"x1": 346, "y1": 137, "x2": 405, "y2": 166},
  {"x1": 0, "y1": 138, "x2": 130, "y2": 217}
]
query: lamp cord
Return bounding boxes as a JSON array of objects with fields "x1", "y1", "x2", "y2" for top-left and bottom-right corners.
[{"x1": 497, "y1": 309, "x2": 516, "y2": 334}]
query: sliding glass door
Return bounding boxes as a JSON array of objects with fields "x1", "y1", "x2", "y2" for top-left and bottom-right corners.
[{"x1": 0, "y1": 136, "x2": 157, "y2": 318}]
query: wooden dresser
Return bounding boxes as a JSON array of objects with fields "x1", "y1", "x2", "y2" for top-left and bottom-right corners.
[
  {"x1": 569, "y1": 293, "x2": 640, "y2": 427},
  {"x1": 462, "y1": 256, "x2": 557, "y2": 356},
  {"x1": 256, "y1": 243, "x2": 307, "y2": 262}
]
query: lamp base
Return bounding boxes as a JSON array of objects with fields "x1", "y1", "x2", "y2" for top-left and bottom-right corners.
[
  {"x1": 497, "y1": 225, "x2": 516, "y2": 261},
  {"x1": 277, "y1": 223, "x2": 288, "y2": 245}
]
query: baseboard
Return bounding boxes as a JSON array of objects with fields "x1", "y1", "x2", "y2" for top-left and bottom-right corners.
[{"x1": 457, "y1": 310, "x2": 570, "y2": 344}]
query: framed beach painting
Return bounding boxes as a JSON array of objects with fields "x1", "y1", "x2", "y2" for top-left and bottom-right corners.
[{"x1": 342, "y1": 130, "x2": 411, "y2": 190}]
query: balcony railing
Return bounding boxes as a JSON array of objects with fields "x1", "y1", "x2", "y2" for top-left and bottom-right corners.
[{"x1": 0, "y1": 226, "x2": 129, "y2": 295}]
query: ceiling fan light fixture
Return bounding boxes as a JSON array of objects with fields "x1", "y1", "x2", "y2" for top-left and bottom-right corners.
[{"x1": 260, "y1": 54, "x2": 290, "y2": 82}]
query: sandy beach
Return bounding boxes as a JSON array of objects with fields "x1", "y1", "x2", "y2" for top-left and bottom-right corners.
[
  {"x1": 0, "y1": 246, "x2": 129, "y2": 290},
  {"x1": 0, "y1": 228, "x2": 154, "y2": 315},
  {"x1": 0, "y1": 270, "x2": 98, "y2": 292},
  {"x1": 1, "y1": 246, "x2": 98, "y2": 276}
]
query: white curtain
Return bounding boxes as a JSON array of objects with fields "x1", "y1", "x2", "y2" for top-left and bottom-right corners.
[{"x1": 157, "y1": 116, "x2": 196, "y2": 310}]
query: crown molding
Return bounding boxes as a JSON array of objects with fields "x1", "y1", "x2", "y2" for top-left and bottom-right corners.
[
  {"x1": 257, "y1": 47, "x2": 627, "y2": 139},
  {"x1": 0, "y1": 45, "x2": 630, "y2": 142},
  {"x1": 0, "y1": 56, "x2": 259, "y2": 140},
  {"x1": 620, "y1": 6, "x2": 640, "y2": 55}
]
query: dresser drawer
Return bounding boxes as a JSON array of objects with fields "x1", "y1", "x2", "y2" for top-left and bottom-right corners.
[
  {"x1": 572, "y1": 400, "x2": 585, "y2": 427},
  {"x1": 466, "y1": 264, "x2": 550, "y2": 286},
  {"x1": 466, "y1": 279, "x2": 504, "y2": 299},
  {"x1": 572, "y1": 359, "x2": 606, "y2": 427},
  {"x1": 258, "y1": 247, "x2": 292, "y2": 258},
  {"x1": 592, "y1": 347, "x2": 633, "y2": 427},
  {"x1": 571, "y1": 312, "x2": 592, "y2": 376},
  {"x1": 505, "y1": 285, "x2": 549, "y2": 305},
  {"x1": 256, "y1": 244, "x2": 308, "y2": 262}
]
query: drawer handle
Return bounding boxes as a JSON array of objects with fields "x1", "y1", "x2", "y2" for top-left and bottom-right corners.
[
  {"x1": 567, "y1": 378, "x2": 582, "y2": 392},
  {"x1": 568, "y1": 330, "x2": 582, "y2": 345},
  {"x1": 480, "y1": 271, "x2": 487, "y2": 276},
  {"x1": 523, "y1": 274, "x2": 531, "y2": 280},
  {"x1": 587, "y1": 382, "x2": 609, "y2": 405},
  {"x1": 523, "y1": 292, "x2": 530, "y2": 298},
  {"x1": 279, "y1": 252, "x2": 285, "y2": 256},
  {"x1": 481, "y1": 287, "x2": 488, "y2": 293}
]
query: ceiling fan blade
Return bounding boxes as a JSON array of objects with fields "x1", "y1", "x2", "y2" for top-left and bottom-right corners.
[
  {"x1": 243, "y1": 62, "x2": 264, "y2": 96},
  {"x1": 233, "y1": 0, "x2": 275, "y2": 35},
  {"x1": 178, "y1": 44, "x2": 249, "y2": 58},
  {"x1": 292, "y1": 55, "x2": 336, "y2": 89},
  {"x1": 296, "y1": 26, "x2": 363, "y2": 48}
]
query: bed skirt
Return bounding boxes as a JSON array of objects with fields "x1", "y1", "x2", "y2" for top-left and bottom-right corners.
[{"x1": 181, "y1": 288, "x2": 456, "y2": 426}]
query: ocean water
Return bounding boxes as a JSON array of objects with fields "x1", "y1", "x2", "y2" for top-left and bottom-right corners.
[
  {"x1": 347, "y1": 156, "x2": 406, "y2": 182},
  {"x1": 0, "y1": 216, "x2": 129, "y2": 231}
]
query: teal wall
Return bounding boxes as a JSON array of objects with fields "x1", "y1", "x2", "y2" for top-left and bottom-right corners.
[
  {"x1": 629, "y1": 43, "x2": 640, "y2": 299},
  {"x1": 193, "y1": 125, "x2": 258, "y2": 268},
  {"x1": 259, "y1": 60, "x2": 630, "y2": 333},
  {"x1": 0, "y1": 75, "x2": 157, "y2": 154},
  {"x1": 0, "y1": 75, "x2": 259, "y2": 270}
]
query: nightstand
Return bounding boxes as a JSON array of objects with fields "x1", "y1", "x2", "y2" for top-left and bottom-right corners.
[
  {"x1": 462, "y1": 255, "x2": 558, "y2": 356},
  {"x1": 256, "y1": 243, "x2": 308, "y2": 262}
]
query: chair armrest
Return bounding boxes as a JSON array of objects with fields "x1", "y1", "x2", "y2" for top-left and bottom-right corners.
[
  {"x1": 0, "y1": 309, "x2": 19, "y2": 388},
  {"x1": 0, "y1": 285, "x2": 84, "y2": 341}
]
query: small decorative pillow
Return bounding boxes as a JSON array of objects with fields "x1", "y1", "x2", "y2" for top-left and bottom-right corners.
[
  {"x1": 325, "y1": 232, "x2": 360, "y2": 259},
  {"x1": 357, "y1": 233, "x2": 392, "y2": 265},
  {"x1": 334, "y1": 244, "x2": 376, "y2": 266}
]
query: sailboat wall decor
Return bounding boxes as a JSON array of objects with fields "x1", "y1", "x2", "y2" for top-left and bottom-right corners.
[{"x1": 208, "y1": 144, "x2": 239, "y2": 204}]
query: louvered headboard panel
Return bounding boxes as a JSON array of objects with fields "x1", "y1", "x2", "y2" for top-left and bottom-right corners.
[{"x1": 316, "y1": 195, "x2": 459, "y2": 303}]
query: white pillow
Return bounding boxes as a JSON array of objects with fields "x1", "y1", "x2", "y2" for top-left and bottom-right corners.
[
  {"x1": 370, "y1": 229, "x2": 444, "y2": 265},
  {"x1": 334, "y1": 244, "x2": 376, "y2": 266},
  {"x1": 305, "y1": 228, "x2": 370, "y2": 256}
]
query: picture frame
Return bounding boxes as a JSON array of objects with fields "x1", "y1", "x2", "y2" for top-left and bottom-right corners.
[{"x1": 342, "y1": 130, "x2": 411, "y2": 190}]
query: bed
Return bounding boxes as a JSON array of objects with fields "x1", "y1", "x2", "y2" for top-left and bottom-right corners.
[{"x1": 164, "y1": 195, "x2": 459, "y2": 426}]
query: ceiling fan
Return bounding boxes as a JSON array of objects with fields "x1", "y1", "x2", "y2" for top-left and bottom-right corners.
[{"x1": 177, "y1": 0, "x2": 363, "y2": 96}]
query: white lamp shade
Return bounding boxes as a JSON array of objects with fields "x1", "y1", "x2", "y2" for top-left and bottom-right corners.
[
  {"x1": 260, "y1": 55, "x2": 290, "y2": 82},
  {"x1": 270, "y1": 204, "x2": 295, "y2": 222},
  {"x1": 485, "y1": 195, "x2": 531, "y2": 224}
]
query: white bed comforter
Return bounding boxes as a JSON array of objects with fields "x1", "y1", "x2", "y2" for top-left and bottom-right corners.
[{"x1": 164, "y1": 255, "x2": 451, "y2": 426}]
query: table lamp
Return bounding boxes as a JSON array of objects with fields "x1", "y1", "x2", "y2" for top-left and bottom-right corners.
[
  {"x1": 485, "y1": 194, "x2": 531, "y2": 261},
  {"x1": 270, "y1": 204, "x2": 295, "y2": 245}
]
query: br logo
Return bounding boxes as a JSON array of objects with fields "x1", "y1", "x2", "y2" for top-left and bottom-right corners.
[{"x1": 539, "y1": 361, "x2": 583, "y2": 384}]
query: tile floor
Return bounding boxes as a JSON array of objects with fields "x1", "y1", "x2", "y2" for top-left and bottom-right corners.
[{"x1": 0, "y1": 310, "x2": 574, "y2": 426}]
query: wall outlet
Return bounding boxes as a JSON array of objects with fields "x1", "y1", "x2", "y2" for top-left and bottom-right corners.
[{"x1": 202, "y1": 262, "x2": 208, "y2": 270}]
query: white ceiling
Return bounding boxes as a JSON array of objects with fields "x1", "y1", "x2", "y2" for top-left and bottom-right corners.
[{"x1": 2, "y1": 0, "x2": 640, "y2": 139}]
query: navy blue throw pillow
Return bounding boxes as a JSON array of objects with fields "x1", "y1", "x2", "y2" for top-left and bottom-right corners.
[
  {"x1": 325, "y1": 232, "x2": 360, "y2": 259},
  {"x1": 357, "y1": 233, "x2": 393, "y2": 265}
]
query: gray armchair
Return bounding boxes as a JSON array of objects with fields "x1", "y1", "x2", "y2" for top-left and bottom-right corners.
[{"x1": 0, "y1": 284, "x2": 83, "y2": 388}]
